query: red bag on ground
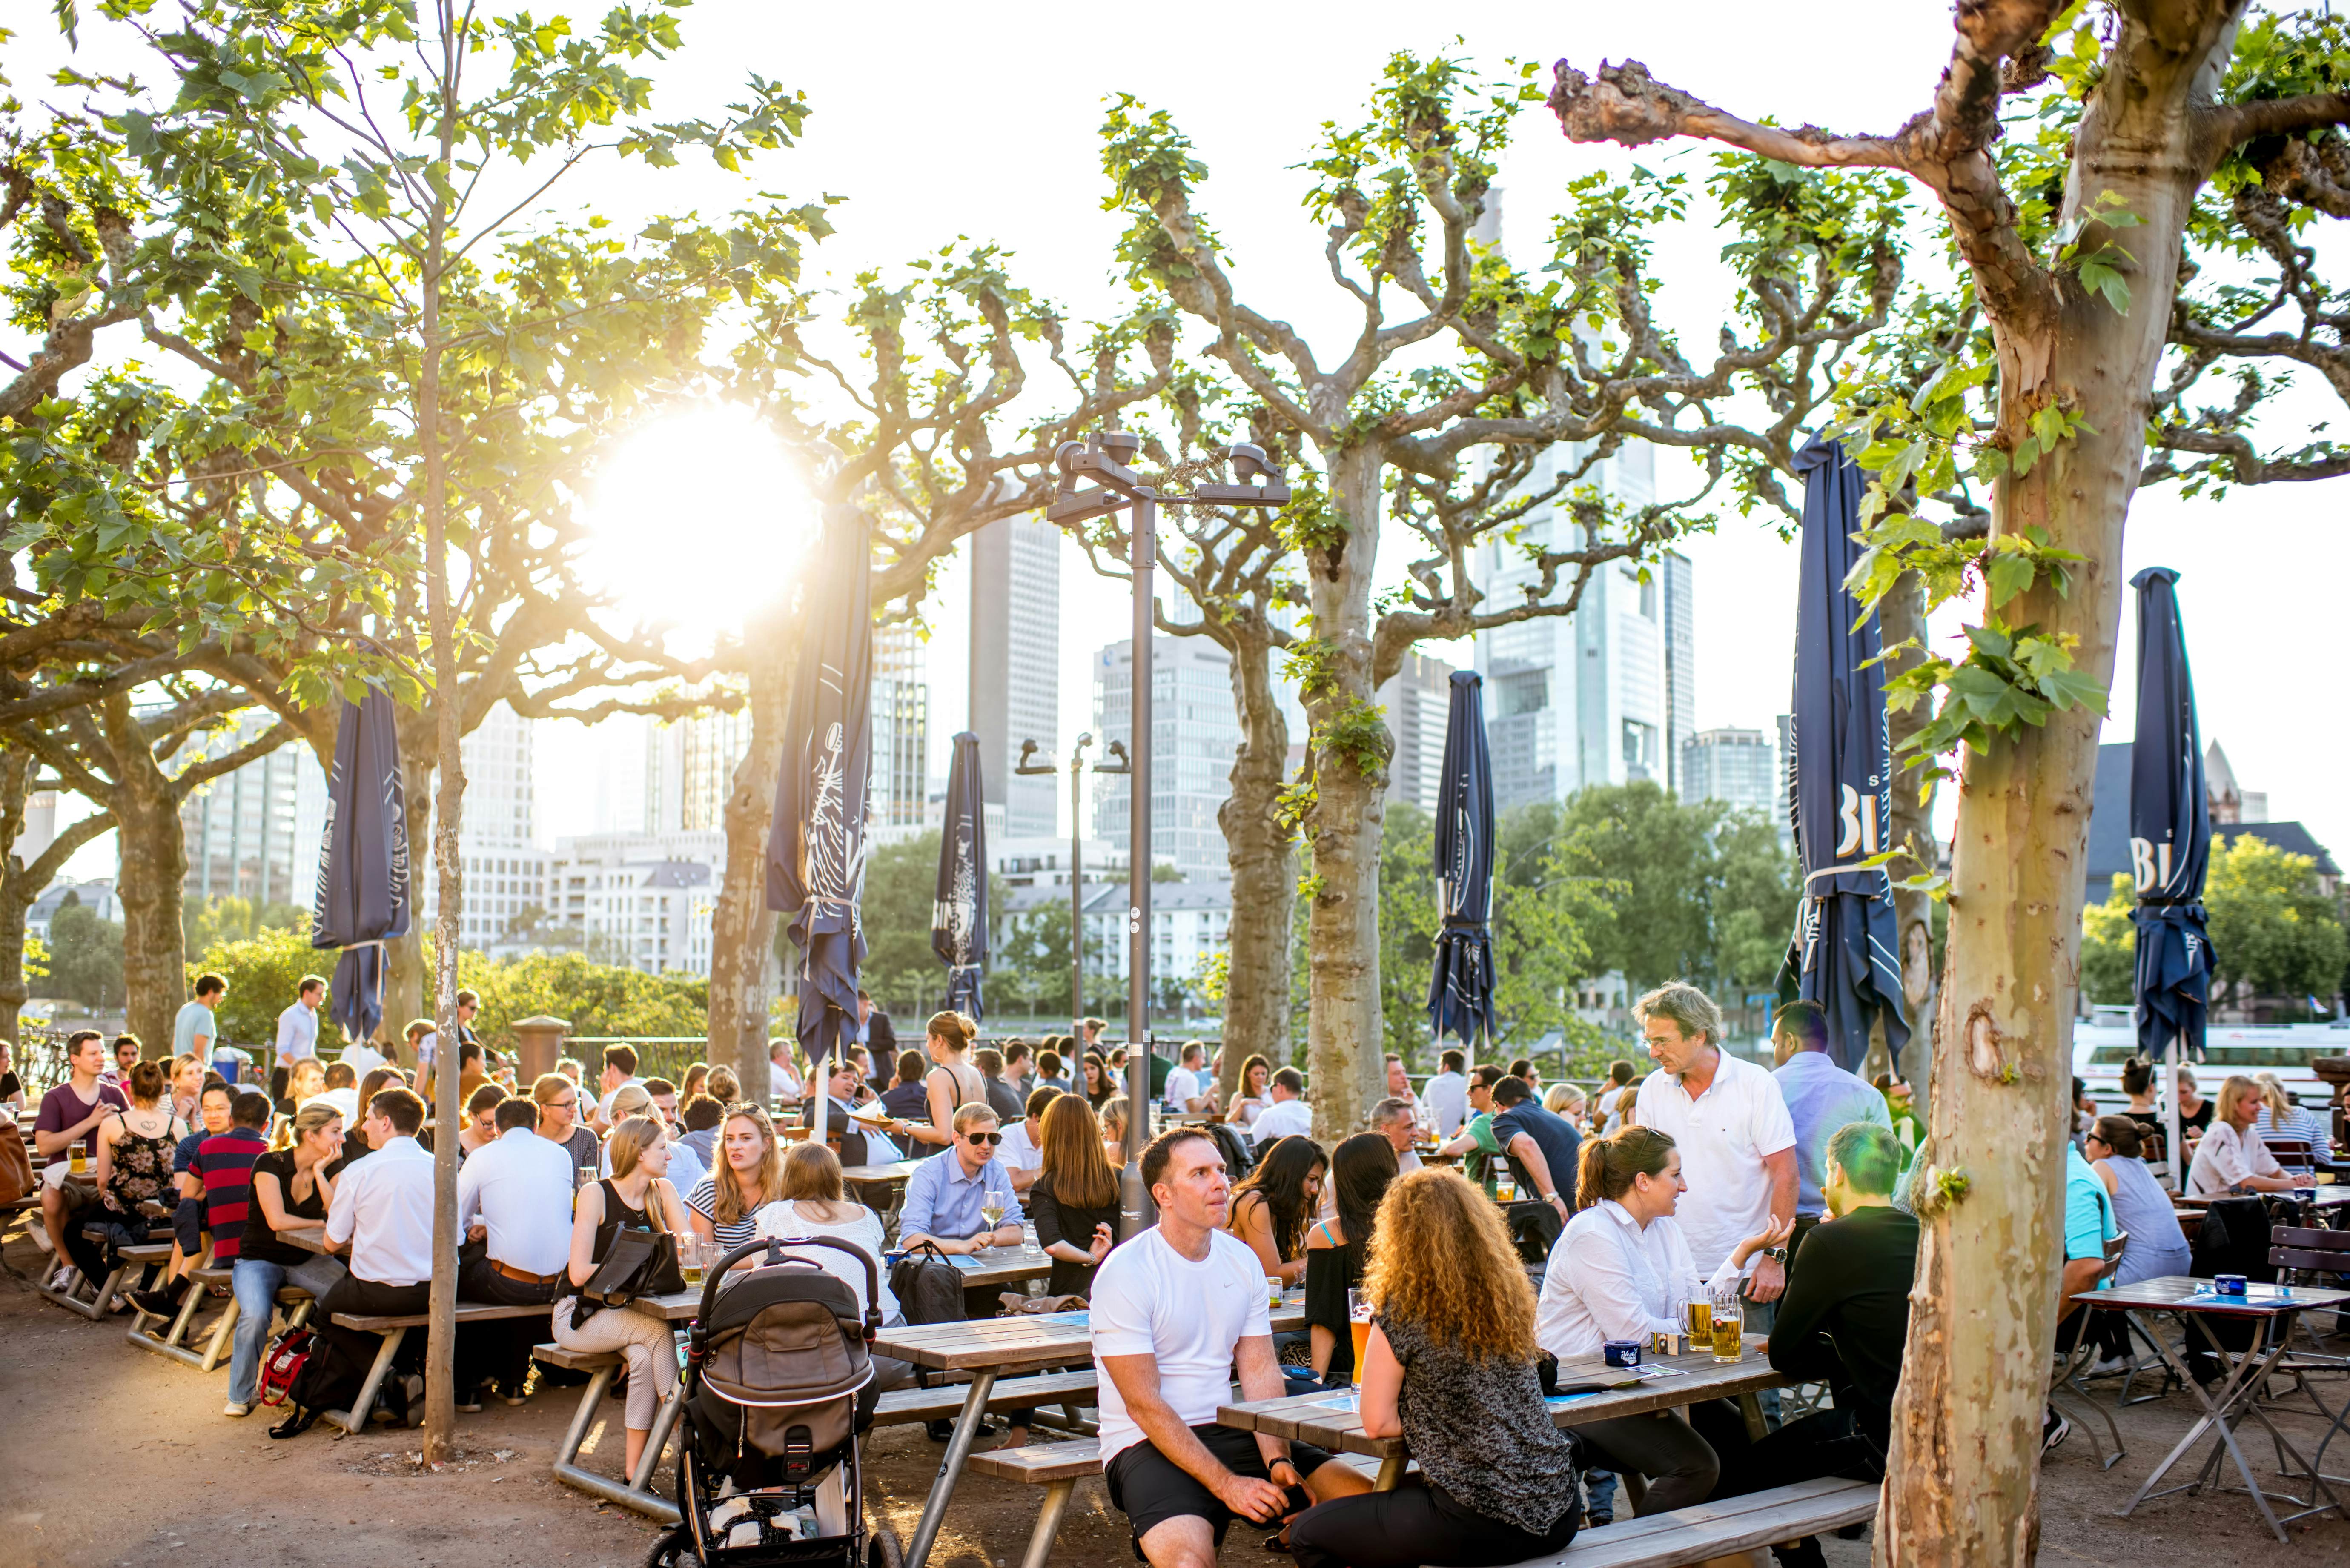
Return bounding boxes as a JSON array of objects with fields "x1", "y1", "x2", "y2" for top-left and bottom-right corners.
[{"x1": 258, "y1": 1325, "x2": 314, "y2": 1406}]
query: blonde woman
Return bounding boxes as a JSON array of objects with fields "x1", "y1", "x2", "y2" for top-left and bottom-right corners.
[
  {"x1": 887, "y1": 1011, "x2": 988, "y2": 1150},
  {"x1": 594, "y1": 1083, "x2": 657, "y2": 1175},
  {"x1": 1098, "y1": 1096, "x2": 1129, "y2": 1168},
  {"x1": 686, "y1": 1103, "x2": 783, "y2": 1250},
  {"x1": 1543, "y1": 1082, "x2": 1586, "y2": 1132},
  {"x1": 2187, "y1": 1074, "x2": 2296, "y2": 1196},
  {"x1": 1284, "y1": 1169, "x2": 1581, "y2": 1568},
  {"x1": 759, "y1": 1141, "x2": 899, "y2": 1324},
  {"x1": 229, "y1": 1102, "x2": 343, "y2": 1415},
  {"x1": 2252, "y1": 1073, "x2": 2327, "y2": 1165},
  {"x1": 553, "y1": 1115, "x2": 692, "y2": 1475}
]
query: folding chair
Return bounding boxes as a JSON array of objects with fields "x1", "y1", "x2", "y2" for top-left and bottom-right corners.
[{"x1": 2051, "y1": 1230, "x2": 2128, "y2": 1468}]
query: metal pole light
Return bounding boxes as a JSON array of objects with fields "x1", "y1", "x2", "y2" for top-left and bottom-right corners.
[
  {"x1": 1045, "y1": 434, "x2": 1287, "y2": 1238},
  {"x1": 1018, "y1": 733, "x2": 1128, "y2": 1025}
]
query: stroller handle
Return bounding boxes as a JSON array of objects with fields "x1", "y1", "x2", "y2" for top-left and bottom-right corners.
[{"x1": 699, "y1": 1233, "x2": 886, "y2": 1340}]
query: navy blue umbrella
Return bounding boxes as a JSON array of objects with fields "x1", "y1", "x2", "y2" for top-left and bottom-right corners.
[
  {"x1": 768, "y1": 504, "x2": 875, "y2": 1117},
  {"x1": 931, "y1": 730, "x2": 988, "y2": 1021},
  {"x1": 1779, "y1": 434, "x2": 1909, "y2": 1073},
  {"x1": 2128, "y1": 567, "x2": 2214, "y2": 1071},
  {"x1": 1427, "y1": 670, "x2": 1496, "y2": 1046},
  {"x1": 310, "y1": 687, "x2": 412, "y2": 1045}
]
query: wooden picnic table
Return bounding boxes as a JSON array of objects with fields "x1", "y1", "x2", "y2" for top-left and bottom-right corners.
[
  {"x1": 880, "y1": 1294, "x2": 1309, "y2": 1568},
  {"x1": 841, "y1": 1159, "x2": 923, "y2": 1186},
  {"x1": 1219, "y1": 1345, "x2": 1785, "y2": 1489}
]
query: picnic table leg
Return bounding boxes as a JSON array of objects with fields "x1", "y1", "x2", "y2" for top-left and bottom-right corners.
[
  {"x1": 1737, "y1": 1391, "x2": 1768, "y2": 1445},
  {"x1": 1018, "y1": 1478, "x2": 1075, "y2": 1568},
  {"x1": 331, "y1": 1327, "x2": 407, "y2": 1436},
  {"x1": 903, "y1": 1368, "x2": 997, "y2": 1568},
  {"x1": 630, "y1": 1383, "x2": 687, "y2": 1491},
  {"x1": 200, "y1": 1296, "x2": 241, "y2": 1372},
  {"x1": 1373, "y1": 1455, "x2": 1406, "y2": 1491}
]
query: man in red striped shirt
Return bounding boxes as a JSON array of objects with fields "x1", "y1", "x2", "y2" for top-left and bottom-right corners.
[{"x1": 190, "y1": 1091, "x2": 272, "y2": 1260}]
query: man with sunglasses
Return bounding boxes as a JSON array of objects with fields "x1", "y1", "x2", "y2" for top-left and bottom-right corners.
[{"x1": 897, "y1": 1102, "x2": 1024, "y2": 1256}]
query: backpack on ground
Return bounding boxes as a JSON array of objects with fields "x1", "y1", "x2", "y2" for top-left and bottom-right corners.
[
  {"x1": 258, "y1": 1325, "x2": 314, "y2": 1406},
  {"x1": 285, "y1": 1328, "x2": 373, "y2": 1419}
]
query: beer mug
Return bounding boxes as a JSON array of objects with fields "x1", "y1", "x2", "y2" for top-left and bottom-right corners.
[
  {"x1": 1681, "y1": 1296, "x2": 1714, "y2": 1353},
  {"x1": 1708, "y1": 1284, "x2": 1745, "y2": 1363}
]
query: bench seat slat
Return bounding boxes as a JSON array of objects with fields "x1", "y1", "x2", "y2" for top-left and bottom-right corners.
[
  {"x1": 330, "y1": 1302, "x2": 552, "y2": 1331},
  {"x1": 968, "y1": 1436, "x2": 1103, "y2": 1485},
  {"x1": 873, "y1": 1369, "x2": 1097, "y2": 1424}
]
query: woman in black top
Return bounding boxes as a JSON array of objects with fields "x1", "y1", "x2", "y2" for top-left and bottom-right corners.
[
  {"x1": 1304, "y1": 1132, "x2": 1398, "y2": 1384},
  {"x1": 230, "y1": 1101, "x2": 342, "y2": 1415},
  {"x1": 1286, "y1": 1167, "x2": 1579, "y2": 1568},
  {"x1": 1027, "y1": 1095, "x2": 1120, "y2": 1296}
]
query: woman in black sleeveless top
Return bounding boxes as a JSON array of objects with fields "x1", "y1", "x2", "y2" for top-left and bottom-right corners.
[{"x1": 550, "y1": 1115, "x2": 690, "y2": 1476}]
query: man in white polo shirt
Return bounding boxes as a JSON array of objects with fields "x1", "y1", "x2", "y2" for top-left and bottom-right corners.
[
  {"x1": 1091, "y1": 1127, "x2": 1368, "y2": 1565},
  {"x1": 1630, "y1": 981, "x2": 1797, "y2": 1304}
]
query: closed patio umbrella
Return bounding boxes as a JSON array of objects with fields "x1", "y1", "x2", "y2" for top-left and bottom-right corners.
[
  {"x1": 1779, "y1": 433, "x2": 1909, "y2": 1073},
  {"x1": 931, "y1": 730, "x2": 988, "y2": 1021},
  {"x1": 1427, "y1": 670, "x2": 1496, "y2": 1049},
  {"x1": 768, "y1": 504, "x2": 874, "y2": 1145},
  {"x1": 310, "y1": 686, "x2": 411, "y2": 1048}
]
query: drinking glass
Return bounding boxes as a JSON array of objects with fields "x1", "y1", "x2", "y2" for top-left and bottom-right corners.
[
  {"x1": 1681, "y1": 1296, "x2": 1714, "y2": 1353},
  {"x1": 1347, "y1": 1287, "x2": 1373, "y2": 1376},
  {"x1": 1493, "y1": 1172, "x2": 1519, "y2": 1202},
  {"x1": 980, "y1": 1201, "x2": 1006, "y2": 1244},
  {"x1": 679, "y1": 1235, "x2": 708, "y2": 1289},
  {"x1": 1708, "y1": 1284, "x2": 1745, "y2": 1363}
]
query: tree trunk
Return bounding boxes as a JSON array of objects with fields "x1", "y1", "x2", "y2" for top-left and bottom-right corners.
[
  {"x1": 706, "y1": 610, "x2": 794, "y2": 1096},
  {"x1": 1298, "y1": 441, "x2": 1390, "y2": 1138},
  {"x1": 1215, "y1": 632, "x2": 1292, "y2": 1101},
  {"x1": 0, "y1": 748, "x2": 115, "y2": 1047},
  {"x1": 1881, "y1": 569, "x2": 1940, "y2": 1109},
  {"x1": 106, "y1": 695, "x2": 191, "y2": 1059},
  {"x1": 1880, "y1": 28, "x2": 2214, "y2": 1551}
]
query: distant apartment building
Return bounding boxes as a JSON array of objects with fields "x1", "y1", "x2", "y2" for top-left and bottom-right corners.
[
  {"x1": 1470, "y1": 443, "x2": 1697, "y2": 810},
  {"x1": 1092, "y1": 635, "x2": 1242, "y2": 879},
  {"x1": 176, "y1": 710, "x2": 323, "y2": 909},
  {"x1": 545, "y1": 829, "x2": 728, "y2": 976},
  {"x1": 1680, "y1": 727, "x2": 1782, "y2": 818},
  {"x1": 968, "y1": 514, "x2": 1060, "y2": 840},
  {"x1": 420, "y1": 702, "x2": 550, "y2": 951}
]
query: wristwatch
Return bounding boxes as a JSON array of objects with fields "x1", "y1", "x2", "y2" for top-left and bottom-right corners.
[{"x1": 1763, "y1": 1245, "x2": 1790, "y2": 1265}]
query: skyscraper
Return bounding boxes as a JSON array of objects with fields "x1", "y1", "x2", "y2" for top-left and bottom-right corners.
[
  {"x1": 178, "y1": 711, "x2": 317, "y2": 908},
  {"x1": 871, "y1": 621, "x2": 930, "y2": 839},
  {"x1": 1376, "y1": 650, "x2": 1456, "y2": 815},
  {"x1": 419, "y1": 701, "x2": 550, "y2": 950},
  {"x1": 1470, "y1": 443, "x2": 1693, "y2": 810},
  {"x1": 967, "y1": 514, "x2": 1059, "y2": 839},
  {"x1": 1092, "y1": 634, "x2": 1240, "y2": 878},
  {"x1": 1681, "y1": 727, "x2": 1781, "y2": 816}
]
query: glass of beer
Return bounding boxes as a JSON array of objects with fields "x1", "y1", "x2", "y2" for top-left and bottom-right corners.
[
  {"x1": 1347, "y1": 1288, "x2": 1373, "y2": 1376},
  {"x1": 1709, "y1": 1285, "x2": 1745, "y2": 1363},
  {"x1": 70, "y1": 1144, "x2": 88, "y2": 1176},
  {"x1": 679, "y1": 1236, "x2": 707, "y2": 1289},
  {"x1": 1493, "y1": 1172, "x2": 1518, "y2": 1202},
  {"x1": 1682, "y1": 1296, "x2": 1714, "y2": 1354}
]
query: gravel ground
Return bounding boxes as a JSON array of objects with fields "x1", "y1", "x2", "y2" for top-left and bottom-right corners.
[{"x1": 5, "y1": 1214, "x2": 2350, "y2": 1567}]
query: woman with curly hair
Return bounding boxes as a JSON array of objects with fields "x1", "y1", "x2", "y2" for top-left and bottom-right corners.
[{"x1": 1284, "y1": 1168, "x2": 1581, "y2": 1568}]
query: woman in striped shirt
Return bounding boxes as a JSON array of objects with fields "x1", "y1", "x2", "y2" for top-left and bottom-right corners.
[{"x1": 686, "y1": 1103, "x2": 782, "y2": 1251}]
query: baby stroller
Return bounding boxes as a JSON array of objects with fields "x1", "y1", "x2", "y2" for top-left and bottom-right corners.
[{"x1": 648, "y1": 1236, "x2": 903, "y2": 1568}]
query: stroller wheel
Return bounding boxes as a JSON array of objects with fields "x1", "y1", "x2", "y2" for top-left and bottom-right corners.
[{"x1": 867, "y1": 1522, "x2": 904, "y2": 1568}]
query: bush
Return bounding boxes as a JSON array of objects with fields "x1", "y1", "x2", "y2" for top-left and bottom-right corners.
[{"x1": 189, "y1": 926, "x2": 336, "y2": 1050}]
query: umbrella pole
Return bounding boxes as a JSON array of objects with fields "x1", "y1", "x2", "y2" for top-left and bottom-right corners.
[{"x1": 2164, "y1": 1034, "x2": 2184, "y2": 1191}]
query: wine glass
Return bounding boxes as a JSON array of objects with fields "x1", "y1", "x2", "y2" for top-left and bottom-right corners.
[{"x1": 979, "y1": 1201, "x2": 1006, "y2": 1247}]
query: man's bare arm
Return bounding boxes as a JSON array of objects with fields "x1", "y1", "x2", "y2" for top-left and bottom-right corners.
[
  {"x1": 1232, "y1": 1333, "x2": 1297, "y2": 1473},
  {"x1": 1101, "y1": 1352, "x2": 1290, "y2": 1523}
]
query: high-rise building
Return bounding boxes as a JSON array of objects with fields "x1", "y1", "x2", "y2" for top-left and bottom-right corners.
[
  {"x1": 421, "y1": 702, "x2": 550, "y2": 950},
  {"x1": 645, "y1": 704, "x2": 752, "y2": 835},
  {"x1": 1376, "y1": 651, "x2": 1456, "y2": 815},
  {"x1": 1681, "y1": 727, "x2": 1781, "y2": 817},
  {"x1": 1470, "y1": 444, "x2": 1694, "y2": 810},
  {"x1": 968, "y1": 514, "x2": 1059, "y2": 839},
  {"x1": 178, "y1": 712, "x2": 320, "y2": 908},
  {"x1": 871, "y1": 622, "x2": 929, "y2": 840},
  {"x1": 1092, "y1": 635, "x2": 1239, "y2": 878}
]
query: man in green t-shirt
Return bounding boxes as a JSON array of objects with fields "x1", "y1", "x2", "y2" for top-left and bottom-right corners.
[{"x1": 1440, "y1": 1064, "x2": 1507, "y2": 1196}]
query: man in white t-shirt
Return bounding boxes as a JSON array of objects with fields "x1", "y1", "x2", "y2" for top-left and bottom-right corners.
[
  {"x1": 1091, "y1": 1127, "x2": 1369, "y2": 1565},
  {"x1": 1163, "y1": 1041, "x2": 1215, "y2": 1116},
  {"x1": 1630, "y1": 982, "x2": 1797, "y2": 1300},
  {"x1": 996, "y1": 1084, "x2": 1054, "y2": 1194},
  {"x1": 1421, "y1": 1049, "x2": 1468, "y2": 1137},
  {"x1": 1247, "y1": 1068, "x2": 1313, "y2": 1145}
]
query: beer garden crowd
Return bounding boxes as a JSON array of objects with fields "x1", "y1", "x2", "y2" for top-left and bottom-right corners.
[{"x1": 4, "y1": 966, "x2": 2324, "y2": 1568}]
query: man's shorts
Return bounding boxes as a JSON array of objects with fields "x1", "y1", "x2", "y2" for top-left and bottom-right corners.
[{"x1": 1105, "y1": 1422, "x2": 1333, "y2": 1557}]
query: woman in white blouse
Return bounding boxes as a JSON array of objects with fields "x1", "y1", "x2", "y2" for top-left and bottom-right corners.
[
  {"x1": 1533, "y1": 1125, "x2": 1793, "y2": 1514},
  {"x1": 754, "y1": 1141, "x2": 901, "y2": 1325},
  {"x1": 2188, "y1": 1074, "x2": 2298, "y2": 1196}
]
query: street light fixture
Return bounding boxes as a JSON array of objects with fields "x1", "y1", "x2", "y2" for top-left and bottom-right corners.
[
  {"x1": 1042, "y1": 431, "x2": 1288, "y2": 1236},
  {"x1": 1015, "y1": 733, "x2": 1129, "y2": 1026}
]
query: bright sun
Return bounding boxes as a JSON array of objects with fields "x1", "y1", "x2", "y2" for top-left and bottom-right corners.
[{"x1": 581, "y1": 402, "x2": 808, "y2": 647}]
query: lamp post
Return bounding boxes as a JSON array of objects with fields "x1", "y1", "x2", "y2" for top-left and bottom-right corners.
[
  {"x1": 1045, "y1": 432, "x2": 1287, "y2": 1236},
  {"x1": 1015, "y1": 733, "x2": 1129, "y2": 1025}
]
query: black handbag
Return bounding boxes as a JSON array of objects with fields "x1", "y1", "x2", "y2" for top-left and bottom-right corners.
[{"x1": 570, "y1": 1222, "x2": 686, "y2": 1328}]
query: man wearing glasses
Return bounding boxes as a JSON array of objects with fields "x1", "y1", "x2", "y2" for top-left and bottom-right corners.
[
  {"x1": 531, "y1": 1072, "x2": 599, "y2": 1172},
  {"x1": 897, "y1": 1103, "x2": 1024, "y2": 1256}
]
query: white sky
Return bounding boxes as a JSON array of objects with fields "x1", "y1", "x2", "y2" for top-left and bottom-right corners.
[{"x1": 32, "y1": 2, "x2": 2350, "y2": 870}]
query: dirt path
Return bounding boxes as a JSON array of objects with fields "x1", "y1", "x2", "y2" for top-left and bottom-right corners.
[{"x1": 4, "y1": 1216, "x2": 2348, "y2": 1566}]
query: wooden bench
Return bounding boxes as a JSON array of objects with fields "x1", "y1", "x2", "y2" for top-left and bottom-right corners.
[
  {"x1": 875, "y1": 1368, "x2": 1098, "y2": 1435},
  {"x1": 129, "y1": 1258, "x2": 312, "y2": 1372},
  {"x1": 971, "y1": 1442, "x2": 1873, "y2": 1568},
  {"x1": 37, "y1": 1234, "x2": 171, "y2": 1321},
  {"x1": 323, "y1": 1302, "x2": 553, "y2": 1434}
]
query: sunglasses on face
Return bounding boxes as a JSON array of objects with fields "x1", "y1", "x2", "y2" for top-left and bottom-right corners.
[{"x1": 965, "y1": 1131, "x2": 1003, "y2": 1147}]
